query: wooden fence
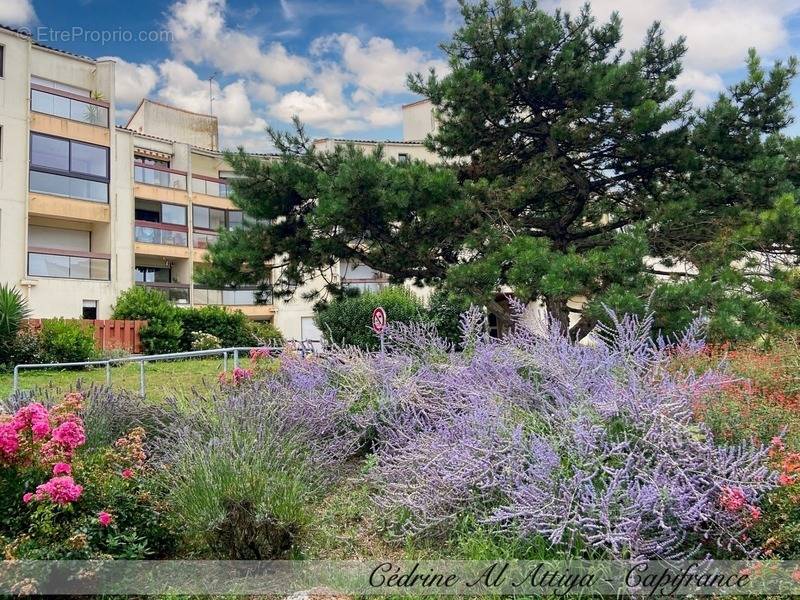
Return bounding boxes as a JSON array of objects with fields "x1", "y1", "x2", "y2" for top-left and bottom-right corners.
[{"x1": 23, "y1": 319, "x2": 147, "y2": 354}]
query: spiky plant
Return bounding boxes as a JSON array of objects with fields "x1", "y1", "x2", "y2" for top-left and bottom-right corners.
[{"x1": 0, "y1": 284, "x2": 30, "y2": 340}]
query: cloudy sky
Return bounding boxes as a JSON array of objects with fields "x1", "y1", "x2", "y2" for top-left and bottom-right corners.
[{"x1": 3, "y1": 0, "x2": 800, "y2": 151}]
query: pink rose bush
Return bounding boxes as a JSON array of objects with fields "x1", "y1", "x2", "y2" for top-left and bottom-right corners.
[{"x1": 1, "y1": 393, "x2": 177, "y2": 559}]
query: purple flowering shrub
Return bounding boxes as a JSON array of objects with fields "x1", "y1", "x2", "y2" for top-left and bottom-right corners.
[{"x1": 316, "y1": 308, "x2": 774, "y2": 559}]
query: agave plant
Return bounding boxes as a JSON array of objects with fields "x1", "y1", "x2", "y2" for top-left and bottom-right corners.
[{"x1": 0, "y1": 284, "x2": 30, "y2": 340}]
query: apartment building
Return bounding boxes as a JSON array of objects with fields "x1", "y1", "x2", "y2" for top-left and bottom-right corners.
[
  {"x1": 0, "y1": 25, "x2": 322, "y2": 340},
  {"x1": 0, "y1": 24, "x2": 442, "y2": 343}
]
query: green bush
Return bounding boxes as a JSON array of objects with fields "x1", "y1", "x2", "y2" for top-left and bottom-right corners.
[
  {"x1": 178, "y1": 305, "x2": 252, "y2": 350},
  {"x1": 39, "y1": 319, "x2": 96, "y2": 363},
  {"x1": 315, "y1": 286, "x2": 426, "y2": 350},
  {"x1": 112, "y1": 286, "x2": 183, "y2": 354},
  {"x1": 247, "y1": 320, "x2": 284, "y2": 346},
  {"x1": 427, "y1": 289, "x2": 473, "y2": 348}
]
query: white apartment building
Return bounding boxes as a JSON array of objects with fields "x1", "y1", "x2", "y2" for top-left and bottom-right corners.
[{"x1": 0, "y1": 25, "x2": 444, "y2": 342}]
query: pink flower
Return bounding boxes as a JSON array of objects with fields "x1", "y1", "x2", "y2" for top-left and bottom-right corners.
[
  {"x1": 771, "y1": 436, "x2": 784, "y2": 449},
  {"x1": 748, "y1": 506, "x2": 762, "y2": 521},
  {"x1": 249, "y1": 347, "x2": 271, "y2": 361},
  {"x1": 51, "y1": 420, "x2": 86, "y2": 450},
  {"x1": 121, "y1": 468, "x2": 134, "y2": 479},
  {"x1": 792, "y1": 568, "x2": 800, "y2": 584},
  {"x1": 0, "y1": 422, "x2": 20, "y2": 458},
  {"x1": 22, "y1": 492, "x2": 34, "y2": 504},
  {"x1": 34, "y1": 476, "x2": 83, "y2": 505},
  {"x1": 232, "y1": 367, "x2": 254, "y2": 384},
  {"x1": 13, "y1": 403, "x2": 51, "y2": 440},
  {"x1": 719, "y1": 485, "x2": 747, "y2": 512},
  {"x1": 778, "y1": 473, "x2": 794, "y2": 486},
  {"x1": 52, "y1": 462, "x2": 72, "y2": 476},
  {"x1": 98, "y1": 511, "x2": 113, "y2": 527}
]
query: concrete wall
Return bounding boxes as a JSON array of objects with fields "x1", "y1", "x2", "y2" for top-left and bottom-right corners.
[
  {"x1": 312, "y1": 138, "x2": 438, "y2": 163},
  {"x1": 0, "y1": 30, "x2": 32, "y2": 291},
  {"x1": 402, "y1": 99, "x2": 436, "y2": 141},
  {"x1": 127, "y1": 100, "x2": 218, "y2": 151}
]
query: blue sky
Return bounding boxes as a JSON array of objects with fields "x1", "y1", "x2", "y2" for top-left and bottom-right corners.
[{"x1": 3, "y1": 0, "x2": 800, "y2": 151}]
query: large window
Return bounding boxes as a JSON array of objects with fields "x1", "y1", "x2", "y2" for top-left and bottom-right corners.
[
  {"x1": 192, "y1": 206, "x2": 243, "y2": 231},
  {"x1": 29, "y1": 133, "x2": 109, "y2": 203},
  {"x1": 30, "y1": 88, "x2": 109, "y2": 127},
  {"x1": 28, "y1": 251, "x2": 110, "y2": 281},
  {"x1": 135, "y1": 266, "x2": 172, "y2": 283}
]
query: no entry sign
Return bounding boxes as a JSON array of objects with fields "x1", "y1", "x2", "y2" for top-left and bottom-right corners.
[{"x1": 372, "y1": 306, "x2": 387, "y2": 334}]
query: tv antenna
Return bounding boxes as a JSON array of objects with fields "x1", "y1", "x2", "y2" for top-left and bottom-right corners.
[{"x1": 208, "y1": 72, "x2": 217, "y2": 115}]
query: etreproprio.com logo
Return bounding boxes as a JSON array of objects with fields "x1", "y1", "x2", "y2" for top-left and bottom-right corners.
[{"x1": 15, "y1": 26, "x2": 173, "y2": 46}]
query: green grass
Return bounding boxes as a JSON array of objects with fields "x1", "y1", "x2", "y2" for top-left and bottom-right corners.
[{"x1": 0, "y1": 356, "x2": 256, "y2": 402}]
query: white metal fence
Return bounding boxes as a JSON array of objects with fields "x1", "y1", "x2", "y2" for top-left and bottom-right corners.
[{"x1": 11, "y1": 340, "x2": 320, "y2": 396}]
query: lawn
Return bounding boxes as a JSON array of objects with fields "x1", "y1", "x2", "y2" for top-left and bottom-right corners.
[{"x1": 0, "y1": 356, "x2": 256, "y2": 402}]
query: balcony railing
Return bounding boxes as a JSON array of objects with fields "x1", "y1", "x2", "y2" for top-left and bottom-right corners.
[
  {"x1": 134, "y1": 163, "x2": 187, "y2": 190},
  {"x1": 192, "y1": 230, "x2": 219, "y2": 249},
  {"x1": 30, "y1": 84, "x2": 109, "y2": 127},
  {"x1": 342, "y1": 278, "x2": 390, "y2": 293},
  {"x1": 136, "y1": 282, "x2": 190, "y2": 304},
  {"x1": 27, "y1": 247, "x2": 110, "y2": 281},
  {"x1": 134, "y1": 221, "x2": 188, "y2": 247},
  {"x1": 191, "y1": 174, "x2": 231, "y2": 198},
  {"x1": 194, "y1": 285, "x2": 273, "y2": 306}
]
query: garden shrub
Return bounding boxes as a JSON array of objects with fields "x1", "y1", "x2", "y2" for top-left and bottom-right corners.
[
  {"x1": 315, "y1": 286, "x2": 426, "y2": 349},
  {"x1": 426, "y1": 289, "x2": 473, "y2": 348},
  {"x1": 0, "y1": 392, "x2": 177, "y2": 558},
  {"x1": 112, "y1": 286, "x2": 182, "y2": 354},
  {"x1": 178, "y1": 305, "x2": 252, "y2": 350},
  {"x1": 39, "y1": 319, "x2": 96, "y2": 364},
  {"x1": 154, "y1": 382, "x2": 335, "y2": 559},
  {"x1": 190, "y1": 331, "x2": 222, "y2": 350},
  {"x1": 246, "y1": 320, "x2": 284, "y2": 345}
]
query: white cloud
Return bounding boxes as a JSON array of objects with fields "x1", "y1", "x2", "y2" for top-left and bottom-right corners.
[
  {"x1": 311, "y1": 33, "x2": 448, "y2": 97},
  {"x1": 157, "y1": 59, "x2": 269, "y2": 149},
  {"x1": 545, "y1": 0, "x2": 796, "y2": 72},
  {"x1": 0, "y1": 0, "x2": 36, "y2": 25},
  {"x1": 376, "y1": 0, "x2": 427, "y2": 12},
  {"x1": 97, "y1": 56, "x2": 159, "y2": 107},
  {"x1": 167, "y1": 0, "x2": 311, "y2": 85},
  {"x1": 675, "y1": 68, "x2": 724, "y2": 106}
]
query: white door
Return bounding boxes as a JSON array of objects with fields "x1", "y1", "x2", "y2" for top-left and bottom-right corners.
[{"x1": 301, "y1": 316, "x2": 324, "y2": 351}]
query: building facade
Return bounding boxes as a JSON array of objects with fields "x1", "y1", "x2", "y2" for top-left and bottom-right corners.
[{"x1": 0, "y1": 25, "x2": 440, "y2": 343}]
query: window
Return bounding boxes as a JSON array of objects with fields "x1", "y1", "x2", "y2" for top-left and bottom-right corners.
[
  {"x1": 135, "y1": 266, "x2": 171, "y2": 283},
  {"x1": 162, "y1": 203, "x2": 187, "y2": 226},
  {"x1": 31, "y1": 134, "x2": 69, "y2": 171},
  {"x1": 30, "y1": 76, "x2": 90, "y2": 97},
  {"x1": 82, "y1": 300, "x2": 98, "y2": 320},
  {"x1": 398, "y1": 153, "x2": 410, "y2": 162},
  {"x1": 0, "y1": 45, "x2": 4, "y2": 78},
  {"x1": 29, "y1": 133, "x2": 109, "y2": 203},
  {"x1": 193, "y1": 205, "x2": 240, "y2": 231},
  {"x1": 227, "y1": 210, "x2": 243, "y2": 230}
]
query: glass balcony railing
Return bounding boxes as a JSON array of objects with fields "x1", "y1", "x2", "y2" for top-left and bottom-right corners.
[
  {"x1": 136, "y1": 282, "x2": 190, "y2": 304},
  {"x1": 342, "y1": 278, "x2": 390, "y2": 293},
  {"x1": 192, "y1": 230, "x2": 219, "y2": 249},
  {"x1": 27, "y1": 248, "x2": 110, "y2": 281},
  {"x1": 134, "y1": 163, "x2": 187, "y2": 190},
  {"x1": 191, "y1": 176, "x2": 231, "y2": 198},
  {"x1": 134, "y1": 221, "x2": 188, "y2": 246},
  {"x1": 194, "y1": 285, "x2": 273, "y2": 306},
  {"x1": 30, "y1": 86, "x2": 109, "y2": 127}
]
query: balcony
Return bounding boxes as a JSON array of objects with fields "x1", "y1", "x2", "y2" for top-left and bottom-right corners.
[
  {"x1": 136, "y1": 282, "x2": 190, "y2": 304},
  {"x1": 192, "y1": 175, "x2": 231, "y2": 198},
  {"x1": 134, "y1": 163, "x2": 187, "y2": 190},
  {"x1": 27, "y1": 247, "x2": 110, "y2": 281},
  {"x1": 134, "y1": 221, "x2": 188, "y2": 247},
  {"x1": 30, "y1": 84, "x2": 109, "y2": 128},
  {"x1": 195, "y1": 285, "x2": 273, "y2": 306},
  {"x1": 342, "y1": 277, "x2": 390, "y2": 293}
]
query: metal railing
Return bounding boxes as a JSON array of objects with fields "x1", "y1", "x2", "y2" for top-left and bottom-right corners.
[{"x1": 12, "y1": 342, "x2": 321, "y2": 396}]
